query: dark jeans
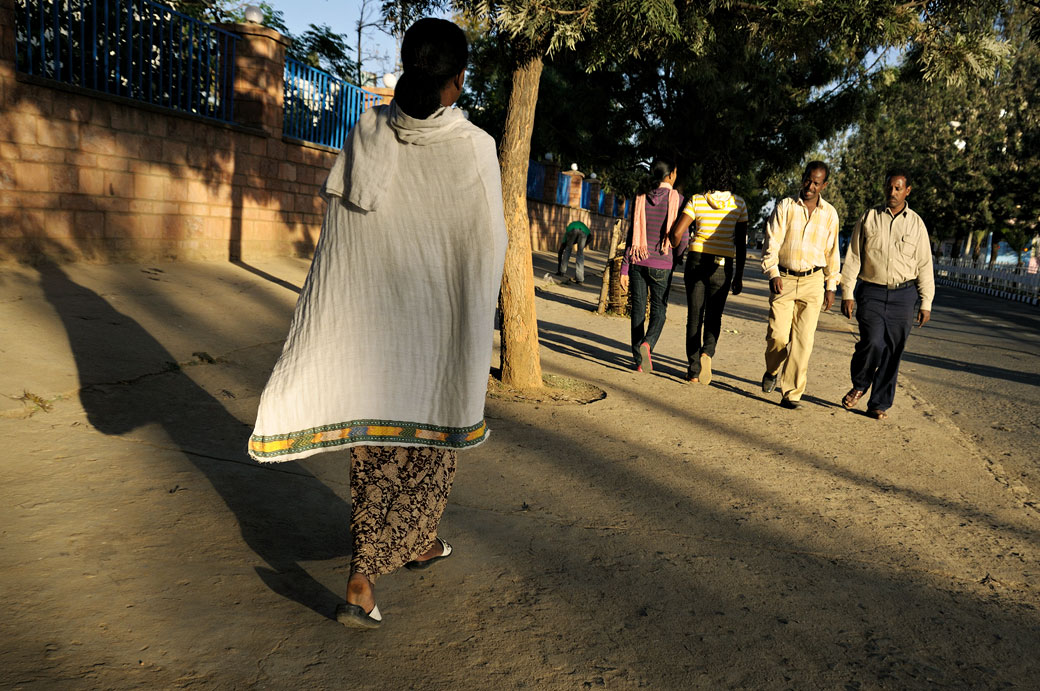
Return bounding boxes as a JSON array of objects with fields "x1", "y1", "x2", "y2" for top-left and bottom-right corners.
[
  {"x1": 851, "y1": 282, "x2": 918, "y2": 411},
  {"x1": 684, "y1": 252, "x2": 732, "y2": 376},
  {"x1": 557, "y1": 229, "x2": 588, "y2": 282},
  {"x1": 628, "y1": 265, "x2": 673, "y2": 362}
]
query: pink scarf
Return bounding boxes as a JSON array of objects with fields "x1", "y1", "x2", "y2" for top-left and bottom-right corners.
[{"x1": 630, "y1": 182, "x2": 681, "y2": 261}]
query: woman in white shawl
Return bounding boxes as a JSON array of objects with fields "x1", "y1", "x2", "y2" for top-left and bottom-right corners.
[{"x1": 248, "y1": 18, "x2": 506, "y2": 629}]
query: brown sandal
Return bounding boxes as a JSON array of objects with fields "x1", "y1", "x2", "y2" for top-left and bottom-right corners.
[
  {"x1": 867, "y1": 409, "x2": 888, "y2": 420},
  {"x1": 842, "y1": 388, "x2": 865, "y2": 409}
]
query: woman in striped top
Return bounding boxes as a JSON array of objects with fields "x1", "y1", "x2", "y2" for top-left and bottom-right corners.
[{"x1": 668, "y1": 159, "x2": 748, "y2": 384}]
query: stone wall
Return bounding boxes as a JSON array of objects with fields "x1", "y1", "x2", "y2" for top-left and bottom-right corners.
[
  {"x1": 527, "y1": 199, "x2": 627, "y2": 253},
  {"x1": 0, "y1": 6, "x2": 334, "y2": 263},
  {"x1": 0, "y1": 0, "x2": 627, "y2": 265}
]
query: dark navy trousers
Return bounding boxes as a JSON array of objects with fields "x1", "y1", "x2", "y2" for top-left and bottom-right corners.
[{"x1": 851, "y1": 282, "x2": 918, "y2": 411}]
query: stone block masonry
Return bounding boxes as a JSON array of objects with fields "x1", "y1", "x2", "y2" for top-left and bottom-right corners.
[
  {"x1": 0, "y1": 0, "x2": 622, "y2": 265},
  {"x1": 0, "y1": 4, "x2": 334, "y2": 264}
]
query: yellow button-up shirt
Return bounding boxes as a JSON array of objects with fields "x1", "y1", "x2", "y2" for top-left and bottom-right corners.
[
  {"x1": 761, "y1": 195, "x2": 841, "y2": 291},
  {"x1": 840, "y1": 204, "x2": 935, "y2": 311}
]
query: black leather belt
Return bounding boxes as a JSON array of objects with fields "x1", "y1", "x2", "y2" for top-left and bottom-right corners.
[
  {"x1": 778, "y1": 265, "x2": 822, "y2": 277},
  {"x1": 864, "y1": 280, "x2": 914, "y2": 290}
]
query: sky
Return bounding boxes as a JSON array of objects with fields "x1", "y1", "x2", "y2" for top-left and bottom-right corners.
[{"x1": 270, "y1": 0, "x2": 408, "y2": 81}]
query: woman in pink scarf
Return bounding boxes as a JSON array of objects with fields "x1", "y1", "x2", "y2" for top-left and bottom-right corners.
[{"x1": 620, "y1": 158, "x2": 688, "y2": 372}]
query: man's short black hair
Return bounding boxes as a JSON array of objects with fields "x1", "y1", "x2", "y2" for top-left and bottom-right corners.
[
  {"x1": 803, "y1": 161, "x2": 829, "y2": 182},
  {"x1": 885, "y1": 168, "x2": 911, "y2": 186}
]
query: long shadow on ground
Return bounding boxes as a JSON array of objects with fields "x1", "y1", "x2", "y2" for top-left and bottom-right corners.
[
  {"x1": 471, "y1": 390, "x2": 1040, "y2": 687},
  {"x1": 37, "y1": 261, "x2": 349, "y2": 620}
]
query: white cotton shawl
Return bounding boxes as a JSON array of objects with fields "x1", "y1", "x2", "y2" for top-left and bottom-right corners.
[{"x1": 249, "y1": 102, "x2": 508, "y2": 462}]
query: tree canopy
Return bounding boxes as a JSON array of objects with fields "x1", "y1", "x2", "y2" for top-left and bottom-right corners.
[
  {"x1": 175, "y1": 1, "x2": 360, "y2": 83},
  {"x1": 835, "y1": 1, "x2": 1040, "y2": 263},
  {"x1": 384, "y1": 0, "x2": 1033, "y2": 386},
  {"x1": 454, "y1": 1, "x2": 1031, "y2": 223}
]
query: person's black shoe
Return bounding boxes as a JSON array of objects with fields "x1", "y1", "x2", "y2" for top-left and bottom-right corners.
[
  {"x1": 780, "y1": 398, "x2": 800, "y2": 410},
  {"x1": 762, "y1": 372, "x2": 777, "y2": 393}
]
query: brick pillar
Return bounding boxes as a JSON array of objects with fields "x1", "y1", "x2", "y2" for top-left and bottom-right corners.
[
  {"x1": 564, "y1": 170, "x2": 584, "y2": 208},
  {"x1": 602, "y1": 191, "x2": 616, "y2": 217},
  {"x1": 217, "y1": 23, "x2": 291, "y2": 136},
  {"x1": 367, "y1": 86, "x2": 394, "y2": 105},
  {"x1": 542, "y1": 163, "x2": 561, "y2": 203},
  {"x1": 586, "y1": 179, "x2": 601, "y2": 212}
]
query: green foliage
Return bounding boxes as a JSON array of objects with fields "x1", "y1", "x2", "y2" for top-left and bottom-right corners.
[
  {"x1": 393, "y1": 0, "x2": 1032, "y2": 240},
  {"x1": 289, "y1": 25, "x2": 359, "y2": 83},
  {"x1": 174, "y1": 1, "x2": 358, "y2": 83},
  {"x1": 459, "y1": 26, "x2": 643, "y2": 193},
  {"x1": 836, "y1": 2, "x2": 1040, "y2": 260},
  {"x1": 174, "y1": 1, "x2": 290, "y2": 33},
  {"x1": 498, "y1": 0, "x2": 680, "y2": 63}
]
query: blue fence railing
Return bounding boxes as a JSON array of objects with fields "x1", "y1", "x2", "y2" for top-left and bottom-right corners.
[
  {"x1": 526, "y1": 160, "x2": 546, "y2": 199},
  {"x1": 527, "y1": 161, "x2": 626, "y2": 217},
  {"x1": 14, "y1": 0, "x2": 238, "y2": 123},
  {"x1": 283, "y1": 58, "x2": 379, "y2": 149},
  {"x1": 555, "y1": 173, "x2": 569, "y2": 205}
]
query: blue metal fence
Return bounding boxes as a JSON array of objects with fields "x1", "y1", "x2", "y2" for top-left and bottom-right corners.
[
  {"x1": 555, "y1": 173, "x2": 569, "y2": 206},
  {"x1": 14, "y1": 0, "x2": 238, "y2": 123},
  {"x1": 526, "y1": 160, "x2": 545, "y2": 199},
  {"x1": 283, "y1": 58, "x2": 379, "y2": 149},
  {"x1": 526, "y1": 161, "x2": 622, "y2": 216}
]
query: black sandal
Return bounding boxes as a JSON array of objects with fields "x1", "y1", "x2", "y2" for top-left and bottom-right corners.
[
  {"x1": 335, "y1": 602, "x2": 382, "y2": 629},
  {"x1": 404, "y1": 537, "x2": 453, "y2": 571}
]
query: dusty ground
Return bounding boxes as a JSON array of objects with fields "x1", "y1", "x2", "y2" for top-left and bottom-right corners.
[{"x1": 1, "y1": 252, "x2": 1037, "y2": 689}]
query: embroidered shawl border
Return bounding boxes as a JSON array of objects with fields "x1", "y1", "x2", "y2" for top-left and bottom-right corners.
[{"x1": 249, "y1": 419, "x2": 488, "y2": 458}]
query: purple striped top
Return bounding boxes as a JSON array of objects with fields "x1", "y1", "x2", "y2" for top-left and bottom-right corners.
[{"x1": 621, "y1": 185, "x2": 689, "y2": 275}]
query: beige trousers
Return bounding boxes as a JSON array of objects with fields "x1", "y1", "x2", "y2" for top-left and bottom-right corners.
[{"x1": 764, "y1": 270, "x2": 825, "y2": 401}]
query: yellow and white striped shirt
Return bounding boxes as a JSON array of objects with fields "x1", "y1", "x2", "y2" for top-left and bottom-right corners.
[
  {"x1": 761, "y1": 195, "x2": 842, "y2": 291},
  {"x1": 682, "y1": 193, "x2": 748, "y2": 258}
]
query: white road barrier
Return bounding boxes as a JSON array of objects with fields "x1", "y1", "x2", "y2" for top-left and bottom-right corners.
[{"x1": 934, "y1": 259, "x2": 1040, "y2": 306}]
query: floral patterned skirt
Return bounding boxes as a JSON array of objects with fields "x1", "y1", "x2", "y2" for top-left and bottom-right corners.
[{"x1": 349, "y1": 445, "x2": 457, "y2": 579}]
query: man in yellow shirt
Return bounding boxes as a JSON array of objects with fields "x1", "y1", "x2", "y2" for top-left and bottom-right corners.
[
  {"x1": 840, "y1": 169, "x2": 934, "y2": 419},
  {"x1": 761, "y1": 161, "x2": 841, "y2": 409}
]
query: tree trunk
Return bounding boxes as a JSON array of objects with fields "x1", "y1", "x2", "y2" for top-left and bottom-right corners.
[
  {"x1": 597, "y1": 219, "x2": 623, "y2": 314},
  {"x1": 357, "y1": 28, "x2": 362, "y2": 84},
  {"x1": 497, "y1": 55, "x2": 544, "y2": 390},
  {"x1": 970, "y1": 230, "x2": 986, "y2": 263}
]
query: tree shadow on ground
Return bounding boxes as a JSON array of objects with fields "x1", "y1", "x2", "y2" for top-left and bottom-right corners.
[
  {"x1": 537, "y1": 321, "x2": 632, "y2": 372},
  {"x1": 932, "y1": 284, "x2": 1040, "y2": 335},
  {"x1": 901, "y1": 351, "x2": 1040, "y2": 388},
  {"x1": 534, "y1": 287, "x2": 599, "y2": 311},
  {"x1": 36, "y1": 260, "x2": 348, "y2": 620},
  {"x1": 470, "y1": 396, "x2": 1040, "y2": 686},
  {"x1": 230, "y1": 259, "x2": 303, "y2": 294}
]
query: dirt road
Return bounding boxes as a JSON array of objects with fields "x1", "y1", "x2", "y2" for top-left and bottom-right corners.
[{"x1": 1, "y1": 253, "x2": 1037, "y2": 689}]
